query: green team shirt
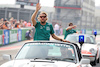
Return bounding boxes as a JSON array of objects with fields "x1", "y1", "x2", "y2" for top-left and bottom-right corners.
[
  {"x1": 64, "y1": 28, "x2": 76, "y2": 39},
  {"x1": 34, "y1": 22, "x2": 54, "y2": 40}
]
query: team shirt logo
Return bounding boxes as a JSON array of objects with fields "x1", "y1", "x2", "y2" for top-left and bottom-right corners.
[
  {"x1": 46, "y1": 26, "x2": 50, "y2": 31},
  {"x1": 40, "y1": 26, "x2": 43, "y2": 29}
]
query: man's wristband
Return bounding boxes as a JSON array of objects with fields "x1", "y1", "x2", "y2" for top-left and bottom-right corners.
[{"x1": 60, "y1": 39, "x2": 63, "y2": 41}]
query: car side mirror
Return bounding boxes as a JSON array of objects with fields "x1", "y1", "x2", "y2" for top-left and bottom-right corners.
[
  {"x1": 80, "y1": 59, "x2": 90, "y2": 64},
  {"x1": 2, "y1": 54, "x2": 12, "y2": 61},
  {"x1": 97, "y1": 42, "x2": 100, "y2": 45}
]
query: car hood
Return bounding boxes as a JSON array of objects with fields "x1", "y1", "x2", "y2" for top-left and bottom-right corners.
[
  {"x1": 82, "y1": 43, "x2": 97, "y2": 50},
  {"x1": 76, "y1": 43, "x2": 97, "y2": 50},
  {"x1": 0, "y1": 59, "x2": 76, "y2": 67},
  {"x1": 76, "y1": 43, "x2": 97, "y2": 55}
]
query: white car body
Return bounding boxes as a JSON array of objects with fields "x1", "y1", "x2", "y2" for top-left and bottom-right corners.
[
  {"x1": 0, "y1": 60, "x2": 91, "y2": 67},
  {"x1": 66, "y1": 34, "x2": 99, "y2": 66},
  {"x1": 0, "y1": 41, "x2": 92, "y2": 67}
]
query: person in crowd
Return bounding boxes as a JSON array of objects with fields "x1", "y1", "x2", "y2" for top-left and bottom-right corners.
[
  {"x1": 60, "y1": 47, "x2": 69, "y2": 58},
  {"x1": 54, "y1": 23, "x2": 60, "y2": 35},
  {"x1": 0, "y1": 22, "x2": 3, "y2": 29},
  {"x1": 60, "y1": 25, "x2": 63, "y2": 35},
  {"x1": 31, "y1": 3, "x2": 69, "y2": 42},
  {"x1": 25, "y1": 30, "x2": 32, "y2": 40},
  {"x1": 27, "y1": 20, "x2": 31, "y2": 27},
  {"x1": 2, "y1": 19, "x2": 9, "y2": 29},
  {"x1": 23, "y1": 20, "x2": 27, "y2": 27},
  {"x1": 0, "y1": 18, "x2": 4, "y2": 23}
]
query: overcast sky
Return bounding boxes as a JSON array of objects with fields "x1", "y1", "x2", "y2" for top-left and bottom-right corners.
[{"x1": 0, "y1": 0, "x2": 100, "y2": 7}]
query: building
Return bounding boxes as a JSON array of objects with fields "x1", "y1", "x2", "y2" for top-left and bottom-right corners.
[
  {"x1": 0, "y1": 4, "x2": 55, "y2": 23},
  {"x1": 95, "y1": 7, "x2": 100, "y2": 29},
  {"x1": 54, "y1": 0, "x2": 95, "y2": 29}
]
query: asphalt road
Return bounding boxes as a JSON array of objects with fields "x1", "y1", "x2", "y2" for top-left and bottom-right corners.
[{"x1": 0, "y1": 35, "x2": 100, "y2": 67}]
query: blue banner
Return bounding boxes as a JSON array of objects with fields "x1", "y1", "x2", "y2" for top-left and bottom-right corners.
[
  {"x1": 4, "y1": 30, "x2": 9, "y2": 45},
  {"x1": 18, "y1": 29, "x2": 22, "y2": 41},
  {"x1": 82, "y1": 29, "x2": 86, "y2": 34}
]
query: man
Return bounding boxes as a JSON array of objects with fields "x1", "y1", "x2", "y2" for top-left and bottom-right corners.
[
  {"x1": 25, "y1": 30, "x2": 32, "y2": 40},
  {"x1": 64, "y1": 23, "x2": 78, "y2": 39},
  {"x1": 60, "y1": 47, "x2": 68, "y2": 58},
  {"x1": 54, "y1": 23, "x2": 60, "y2": 35},
  {"x1": 31, "y1": 3, "x2": 69, "y2": 42}
]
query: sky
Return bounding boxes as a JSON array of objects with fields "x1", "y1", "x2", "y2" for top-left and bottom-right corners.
[{"x1": 0, "y1": 0, "x2": 100, "y2": 7}]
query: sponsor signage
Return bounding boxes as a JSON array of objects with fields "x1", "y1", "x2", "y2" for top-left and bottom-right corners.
[
  {"x1": 18, "y1": 29, "x2": 22, "y2": 41},
  {"x1": 4, "y1": 30, "x2": 9, "y2": 45}
]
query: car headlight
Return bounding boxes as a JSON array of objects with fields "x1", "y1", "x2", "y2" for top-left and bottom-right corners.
[{"x1": 90, "y1": 48, "x2": 95, "y2": 54}]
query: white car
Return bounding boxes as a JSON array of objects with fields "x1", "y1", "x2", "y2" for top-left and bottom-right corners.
[
  {"x1": 66, "y1": 34, "x2": 99, "y2": 66},
  {"x1": 0, "y1": 41, "x2": 92, "y2": 67}
]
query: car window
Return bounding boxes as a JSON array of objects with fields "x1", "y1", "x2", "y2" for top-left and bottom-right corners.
[
  {"x1": 86, "y1": 37, "x2": 91, "y2": 43},
  {"x1": 90, "y1": 36, "x2": 96, "y2": 44},
  {"x1": 16, "y1": 43, "x2": 76, "y2": 63},
  {"x1": 66, "y1": 36, "x2": 78, "y2": 43},
  {"x1": 85, "y1": 36, "x2": 96, "y2": 44},
  {"x1": 66, "y1": 35, "x2": 96, "y2": 44}
]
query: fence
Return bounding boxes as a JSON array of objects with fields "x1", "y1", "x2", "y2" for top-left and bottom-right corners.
[
  {"x1": 1, "y1": 28, "x2": 100, "y2": 46},
  {"x1": 0, "y1": 27, "x2": 32, "y2": 46}
]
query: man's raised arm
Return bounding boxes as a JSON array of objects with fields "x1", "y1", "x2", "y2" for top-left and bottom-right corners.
[
  {"x1": 31, "y1": 3, "x2": 41, "y2": 26},
  {"x1": 66, "y1": 25, "x2": 77, "y2": 31}
]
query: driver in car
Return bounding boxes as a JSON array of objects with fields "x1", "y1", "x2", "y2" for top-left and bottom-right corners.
[
  {"x1": 60, "y1": 47, "x2": 68, "y2": 58},
  {"x1": 60, "y1": 47, "x2": 73, "y2": 58}
]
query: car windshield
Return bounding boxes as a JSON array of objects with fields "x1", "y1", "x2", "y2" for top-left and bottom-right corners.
[
  {"x1": 16, "y1": 42, "x2": 76, "y2": 63},
  {"x1": 66, "y1": 35, "x2": 96, "y2": 44}
]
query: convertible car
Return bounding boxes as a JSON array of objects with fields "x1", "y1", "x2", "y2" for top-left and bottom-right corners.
[
  {"x1": 0, "y1": 41, "x2": 92, "y2": 67},
  {"x1": 66, "y1": 34, "x2": 99, "y2": 66}
]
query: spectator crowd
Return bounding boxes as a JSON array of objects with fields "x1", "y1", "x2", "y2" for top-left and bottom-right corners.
[{"x1": 0, "y1": 17, "x2": 32, "y2": 29}]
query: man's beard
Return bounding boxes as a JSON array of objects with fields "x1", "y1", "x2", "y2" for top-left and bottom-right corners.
[
  {"x1": 41, "y1": 22, "x2": 45, "y2": 24},
  {"x1": 41, "y1": 20, "x2": 46, "y2": 24}
]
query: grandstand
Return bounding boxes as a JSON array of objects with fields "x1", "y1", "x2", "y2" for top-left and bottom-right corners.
[{"x1": 0, "y1": 1, "x2": 54, "y2": 23}]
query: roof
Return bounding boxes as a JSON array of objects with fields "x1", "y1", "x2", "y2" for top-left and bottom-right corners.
[{"x1": 0, "y1": 4, "x2": 55, "y2": 12}]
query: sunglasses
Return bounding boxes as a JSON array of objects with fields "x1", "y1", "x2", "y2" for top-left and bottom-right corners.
[{"x1": 40, "y1": 16, "x2": 46, "y2": 18}]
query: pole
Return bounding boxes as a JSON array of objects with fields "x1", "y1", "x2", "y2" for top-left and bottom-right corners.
[
  {"x1": 5, "y1": 8, "x2": 7, "y2": 19},
  {"x1": 38, "y1": 0, "x2": 40, "y2": 3},
  {"x1": 17, "y1": 9, "x2": 20, "y2": 21}
]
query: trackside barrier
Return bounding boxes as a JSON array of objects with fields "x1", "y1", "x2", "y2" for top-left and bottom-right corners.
[
  {"x1": 18, "y1": 29, "x2": 22, "y2": 42},
  {"x1": 86, "y1": 29, "x2": 92, "y2": 35},
  {"x1": 97, "y1": 30, "x2": 100, "y2": 35},
  {"x1": 63, "y1": 29, "x2": 66, "y2": 35},
  {"x1": 3, "y1": 30, "x2": 10, "y2": 45},
  {"x1": 21, "y1": 28, "x2": 30, "y2": 41},
  {"x1": 0, "y1": 28, "x2": 100, "y2": 46},
  {"x1": 0, "y1": 27, "x2": 32, "y2": 46},
  {"x1": 76, "y1": 29, "x2": 81, "y2": 34},
  {"x1": 9, "y1": 29, "x2": 17, "y2": 44},
  {"x1": 0, "y1": 30, "x2": 3, "y2": 46}
]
